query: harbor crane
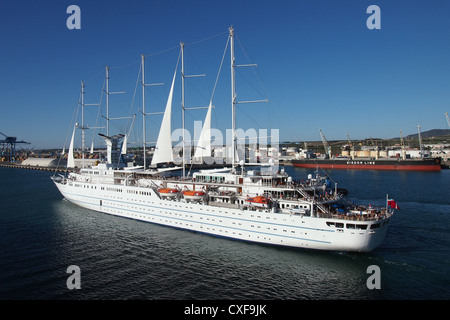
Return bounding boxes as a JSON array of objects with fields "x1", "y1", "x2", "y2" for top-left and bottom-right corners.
[
  {"x1": 319, "y1": 129, "x2": 331, "y2": 159},
  {"x1": 346, "y1": 134, "x2": 355, "y2": 159},
  {"x1": 0, "y1": 131, "x2": 30, "y2": 162},
  {"x1": 399, "y1": 130, "x2": 406, "y2": 160},
  {"x1": 417, "y1": 125, "x2": 424, "y2": 159}
]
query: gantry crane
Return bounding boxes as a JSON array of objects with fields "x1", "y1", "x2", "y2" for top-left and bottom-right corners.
[{"x1": 0, "y1": 131, "x2": 30, "y2": 162}]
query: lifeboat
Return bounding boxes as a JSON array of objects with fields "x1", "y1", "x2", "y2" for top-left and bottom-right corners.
[
  {"x1": 245, "y1": 196, "x2": 270, "y2": 208},
  {"x1": 182, "y1": 190, "x2": 206, "y2": 201},
  {"x1": 158, "y1": 188, "x2": 180, "y2": 198}
]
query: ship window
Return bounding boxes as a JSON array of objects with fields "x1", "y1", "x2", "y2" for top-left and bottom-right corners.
[
  {"x1": 356, "y1": 224, "x2": 367, "y2": 230},
  {"x1": 370, "y1": 223, "x2": 381, "y2": 229},
  {"x1": 326, "y1": 222, "x2": 335, "y2": 227},
  {"x1": 346, "y1": 224, "x2": 355, "y2": 229},
  {"x1": 335, "y1": 223, "x2": 344, "y2": 228}
]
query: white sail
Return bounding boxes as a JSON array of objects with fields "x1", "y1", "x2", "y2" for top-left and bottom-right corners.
[
  {"x1": 194, "y1": 101, "x2": 212, "y2": 159},
  {"x1": 151, "y1": 69, "x2": 176, "y2": 166},
  {"x1": 67, "y1": 126, "x2": 76, "y2": 168},
  {"x1": 121, "y1": 134, "x2": 127, "y2": 155}
]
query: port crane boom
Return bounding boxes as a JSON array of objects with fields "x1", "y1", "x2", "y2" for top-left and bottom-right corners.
[
  {"x1": 319, "y1": 129, "x2": 331, "y2": 159},
  {"x1": 417, "y1": 125, "x2": 424, "y2": 159}
]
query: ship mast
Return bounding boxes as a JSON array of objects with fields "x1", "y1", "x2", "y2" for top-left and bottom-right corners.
[
  {"x1": 104, "y1": 66, "x2": 126, "y2": 137},
  {"x1": 230, "y1": 27, "x2": 237, "y2": 170},
  {"x1": 79, "y1": 81, "x2": 99, "y2": 168},
  {"x1": 229, "y1": 27, "x2": 267, "y2": 170},
  {"x1": 80, "y1": 81, "x2": 86, "y2": 168},
  {"x1": 180, "y1": 42, "x2": 206, "y2": 178},
  {"x1": 141, "y1": 54, "x2": 164, "y2": 169},
  {"x1": 142, "y1": 55, "x2": 146, "y2": 169}
]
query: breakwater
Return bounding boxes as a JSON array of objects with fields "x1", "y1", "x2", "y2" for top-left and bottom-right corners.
[{"x1": 0, "y1": 162, "x2": 72, "y2": 173}]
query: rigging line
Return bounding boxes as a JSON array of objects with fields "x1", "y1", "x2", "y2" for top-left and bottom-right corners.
[
  {"x1": 236, "y1": 105, "x2": 265, "y2": 129},
  {"x1": 235, "y1": 33, "x2": 273, "y2": 130},
  {"x1": 144, "y1": 44, "x2": 180, "y2": 58},
  {"x1": 236, "y1": 34, "x2": 269, "y2": 96},
  {"x1": 109, "y1": 58, "x2": 140, "y2": 69},
  {"x1": 55, "y1": 92, "x2": 81, "y2": 174},
  {"x1": 184, "y1": 49, "x2": 212, "y2": 100},
  {"x1": 143, "y1": 31, "x2": 227, "y2": 60},
  {"x1": 210, "y1": 34, "x2": 230, "y2": 102},
  {"x1": 90, "y1": 78, "x2": 105, "y2": 148},
  {"x1": 126, "y1": 62, "x2": 142, "y2": 134},
  {"x1": 185, "y1": 30, "x2": 229, "y2": 47},
  {"x1": 85, "y1": 69, "x2": 105, "y2": 83}
]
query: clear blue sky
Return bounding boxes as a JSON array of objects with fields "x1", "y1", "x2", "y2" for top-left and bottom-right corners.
[{"x1": 1, "y1": 0, "x2": 450, "y2": 149}]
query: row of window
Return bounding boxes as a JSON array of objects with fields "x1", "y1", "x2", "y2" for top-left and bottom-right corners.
[
  {"x1": 326, "y1": 221, "x2": 388, "y2": 229},
  {"x1": 102, "y1": 204, "x2": 309, "y2": 243}
]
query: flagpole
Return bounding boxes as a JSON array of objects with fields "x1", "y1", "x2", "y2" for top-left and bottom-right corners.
[{"x1": 386, "y1": 194, "x2": 388, "y2": 213}]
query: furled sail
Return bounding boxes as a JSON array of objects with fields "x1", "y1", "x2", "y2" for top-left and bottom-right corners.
[
  {"x1": 151, "y1": 68, "x2": 177, "y2": 166},
  {"x1": 67, "y1": 126, "x2": 76, "y2": 168},
  {"x1": 121, "y1": 134, "x2": 127, "y2": 155},
  {"x1": 194, "y1": 101, "x2": 213, "y2": 159}
]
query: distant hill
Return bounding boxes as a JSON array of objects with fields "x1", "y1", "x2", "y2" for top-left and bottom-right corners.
[{"x1": 405, "y1": 129, "x2": 450, "y2": 139}]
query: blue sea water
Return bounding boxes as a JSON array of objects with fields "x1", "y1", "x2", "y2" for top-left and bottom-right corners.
[{"x1": 0, "y1": 166, "x2": 449, "y2": 301}]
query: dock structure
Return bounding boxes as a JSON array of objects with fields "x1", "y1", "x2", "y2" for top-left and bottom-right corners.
[
  {"x1": 0, "y1": 162, "x2": 73, "y2": 173},
  {"x1": 0, "y1": 132, "x2": 30, "y2": 162}
]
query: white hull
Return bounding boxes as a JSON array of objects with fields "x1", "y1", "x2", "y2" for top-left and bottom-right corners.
[{"x1": 54, "y1": 179, "x2": 390, "y2": 252}]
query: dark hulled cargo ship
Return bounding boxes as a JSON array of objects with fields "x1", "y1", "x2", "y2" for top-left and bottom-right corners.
[{"x1": 291, "y1": 157, "x2": 442, "y2": 171}]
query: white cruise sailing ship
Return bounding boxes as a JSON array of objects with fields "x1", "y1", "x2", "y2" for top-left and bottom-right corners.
[{"x1": 52, "y1": 28, "x2": 396, "y2": 252}]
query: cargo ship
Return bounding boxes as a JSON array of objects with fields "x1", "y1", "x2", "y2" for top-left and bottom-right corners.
[{"x1": 291, "y1": 157, "x2": 442, "y2": 171}]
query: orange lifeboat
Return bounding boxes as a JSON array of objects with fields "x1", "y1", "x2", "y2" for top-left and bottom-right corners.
[
  {"x1": 158, "y1": 188, "x2": 179, "y2": 198},
  {"x1": 245, "y1": 196, "x2": 270, "y2": 208},
  {"x1": 182, "y1": 190, "x2": 206, "y2": 201}
]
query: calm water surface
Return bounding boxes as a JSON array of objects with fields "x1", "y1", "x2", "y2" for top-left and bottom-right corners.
[{"x1": 0, "y1": 166, "x2": 449, "y2": 300}]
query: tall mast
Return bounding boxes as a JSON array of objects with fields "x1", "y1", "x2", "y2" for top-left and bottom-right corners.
[
  {"x1": 142, "y1": 55, "x2": 147, "y2": 169},
  {"x1": 79, "y1": 81, "x2": 99, "y2": 168},
  {"x1": 141, "y1": 54, "x2": 164, "y2": 169},
  {"x1": 81, "y1": 81, "x2": 86, "y2": 168},
  {"x1": 181, "y1": 42, "x2": 186, "y2": 178},
  {"x1": 105, "y1": 66, "x2": 110, "y2": 136},
  {"x1": 228, "y1": 27, "x2": 267, "y2": 170},
  {"x1": 180, "y1": 42, "x2": 206, "y2": 178},
  {"x1": 230, "y1": 26, "x2": 236, "y2": 170}
]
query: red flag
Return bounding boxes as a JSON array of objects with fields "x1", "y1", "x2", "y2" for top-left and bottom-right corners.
[{"x1": 387, "y1": 199, "x2": 400, "y2": 209}]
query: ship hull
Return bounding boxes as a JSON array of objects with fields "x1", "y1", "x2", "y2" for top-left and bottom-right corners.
[
  {"x1": 53, "y1": 180, "x2": 390, "y2": 253},
  {"x1": 291, "y1": 158, "x2": 442, "y2": 171}
]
